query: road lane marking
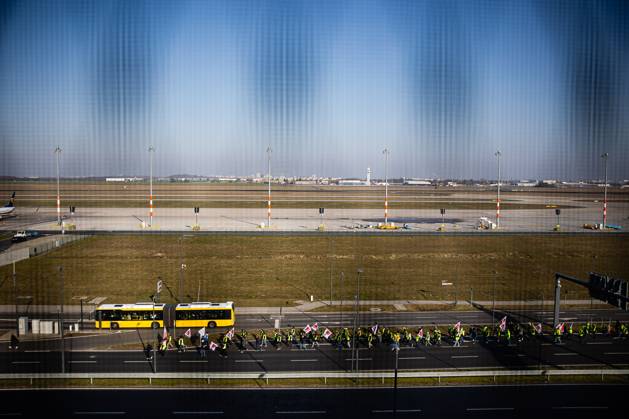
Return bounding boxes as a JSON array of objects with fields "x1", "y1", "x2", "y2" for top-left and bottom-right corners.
[
  {"x1": 11, "y1": 361, "x2": 40, "y2": 365},
  {"x1": 290, "y1": 359, "x2": 318, "y2": 362},
  {"x1": 235, "y1": 359, "x2": 263, "y2": 363},
  {"x1": 467, "y1": 407, "x2": 514, "y2": 411},
  {"x1": 344, "y1": 358, "x2": 372, "y2": 361},
  {"x1": 275, "y1": 411, "x2": 326, "y2": 415},
  {"x1": 372, "y1": 409, "x2": 422, "y2": 413},
  {"x1": 604, "y1": 352, "x2": 629, "y2": 355},
  {"x1": 172, "y1": 412, "x2": 223, "y2": 415},
  {"x1": 73, "y1": 412, "x2": 125, "y2": 415},
  {"x1": 586, "y1": 342, "x2": 612, "y2": 345},
  {"x1": 123, "y1": 360, "x2": 147, "y2": 363},
  {"x1": 451, "y1": 355, "x2": 478, "y2": 359},
  {"x1": 179, "y1": 360, "x2": 208, "y2": 363},
  {"x1": 399, "y1": 356, "x2": 426, "y2": 360},
  {"x1": 553, "y1": 353, "x2": 578, "y2": 356},
  {"x1": 24, "y1": 350, "x2": 50, "y2": 353},
  {"x1": 69, "y1": 360, "x2": 97, "y2": 364},
  {"x1": 552, "y1": 406, "x2": 608, "y2": 410}
]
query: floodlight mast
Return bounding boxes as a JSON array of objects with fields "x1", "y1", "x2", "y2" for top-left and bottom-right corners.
[
  {"x1": 495, "y1": 150, "x2": 501, "y2": 228},
  {"x1": 382, "y1": 148, "x2": 390, "y2": 225}
]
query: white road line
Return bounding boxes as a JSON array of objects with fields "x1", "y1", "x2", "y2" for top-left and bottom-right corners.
[
  {"x1": 73, "y1": 412, "x2": 125, "y2": 415},
  {"x1": 290, "y1": 359, "x2": 318, "y2": 362},
  {"x1": 69, "y1": 360, "x2": 97, "y2": 364},
  {"x1": 552, "y1": 406, "x2": 608, "y2": 410},
  {"x1": 399, "y1": 356, "x2": 426, "y2": 360},
  {"x1": 172, "y1": 412, "x2": 223, "y2": 415},
  {"x1": 451, "y1": 355, "x2": 478, "y2": 359},
  {"x1": 11, "y1": 361, "x2": 40, "y2": 365},
  {"x1": 372, "y1": 409, "x2": 422, "y2": 413},
  {"x1": 553, "y1": 353, "x2": 578, "y2": 356},
  {"x1": 24, "y1": 350, "x2": 50, "y2": 353},
  {"x1": 275, "y1": 411, "x2": 326, "y2": 415},
  {"x1": 179, "y1": 360, "x2": 209, "y2": 363},
  {"x1": 605, "y1": 352, "x2": 629, "y2": 355},
  {"x1": 467, "y1": 407, "x2": 514, "y2": 411},
  {"x1": 586, "y1": 342, "x2": 612, "y2": 345},
  {"x1": 344, "y1": 358, "x2": 372, "y2": 361},
  {"x1": 235, "y1": 359, "x2": 263, "y2": 363},
  {"x1": 123, "y1": 360, "x2": 147, "y2": 363}
]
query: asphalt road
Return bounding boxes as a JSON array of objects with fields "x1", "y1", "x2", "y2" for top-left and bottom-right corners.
[
  {"x1": 3, "y1": 308, "x2": 628, "y2": 351},
  {"x1": 2, "y1": 334, "x2": 629, "y2": 374},
  {"x1": 0, "y1": 385, "x2": 625, "y2": 418}
]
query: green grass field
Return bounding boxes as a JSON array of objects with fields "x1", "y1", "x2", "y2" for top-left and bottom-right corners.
[{"x1": 1, "y1": 234, "x2": 627, "y2": 307}]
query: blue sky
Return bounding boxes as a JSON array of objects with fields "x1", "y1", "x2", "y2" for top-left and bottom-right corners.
[{"x1": 0, "y1": 0, "x2": 628, "y2": 180}]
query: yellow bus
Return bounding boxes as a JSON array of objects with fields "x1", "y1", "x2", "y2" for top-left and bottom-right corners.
[
  {"x1": 94, "y1": 303, "x2": 165, "y2": 329},
  {"x1": 94, "y1": 301, "x2": 235, "y2": 329},
  {"x1": 175, "y1": 301, "x2": 235, "y2": 329}
]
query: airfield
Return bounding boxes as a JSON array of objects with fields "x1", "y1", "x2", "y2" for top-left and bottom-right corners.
[{"x1": 0, "y1": 182, "x2": 627, "y2": 232}]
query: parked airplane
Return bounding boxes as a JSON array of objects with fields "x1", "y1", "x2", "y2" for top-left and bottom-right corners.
[{"x1": 0, "y1": 192, "x2": 16, "y2": 219}]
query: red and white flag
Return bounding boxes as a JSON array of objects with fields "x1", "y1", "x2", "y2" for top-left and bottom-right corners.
[
  {"x1": 312, "y1": 322, "x2": 319, "y2": 332},
  {"x1": 499, "y1": 316, "x2": 507, "y2": 332},
  {"x1": 371, "y1": 324, "x2": 378, "y2": 334},
  {"x1": 303, "y1": 324, "x2": 312, "y2": 334},
  {"x1": 226, "y1": 327, "x2": 235, "y2": 340},
  {"x1": 556, "y1": 323, "x2": 564, "y2": 333},
  {"x1": 535, "y1": 323, "x2": 543, "y2": 334},
  {"x1": 454, "y1": 322, "x2": 461, "y2": 333},
  {"x1": 184, "y1": 328, "x2": 192, "y2": 338},
  {"x1": 322, "y1": 328, "x2": 333, "y2": 339},
  {"x1": 198, "y1": 327, "x2": 206, "y2": 337},
  {"x1": 418, "y1": 328, "x2": 424, "y2": 338},
  {"x1": 209, "y1": 341, "x2": 218, "y2": 351},
  {"x1": 162, "y1": 326, "x2": 168, "y2": 340}
]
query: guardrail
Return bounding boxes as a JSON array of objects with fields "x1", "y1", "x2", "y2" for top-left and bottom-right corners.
[{"x1": 2, "y1": 369, "x2": 627, "y2": 385}]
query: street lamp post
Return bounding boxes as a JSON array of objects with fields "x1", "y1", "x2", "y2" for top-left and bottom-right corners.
[
  {"x1": 339, "y1": 272, "x2": 345, "y2": 328},
  {"x1": 495, "y1": 150, "x2": 501, "y2": 229},
  {"x1": 59, "y1": 266, "x2": 65, "y2": 373},
  {"x1": 492, "y1": 271, "x2": 497, "y2": 324},
  {"x1": 267, "y1": 146, "x2": 272, "y2": 227},
  {"x1": 601, "y1": 153, "x2": 608, "y2": 228},
  {"x1": 393, "y1": 345, "x2": 400, "y2": 416},
  {"x1": 383, "y1": 149, "x2": 390, "y2": 225},
  {"x1": 13, "y1": 262, "x2": 17, "y2": 335},
  {"x1": 352, "y1": 269, "x2": 363, "y2": 374},
  {"x1": 54, "y1": 146, "x2": 62, "y2": 226},
  {"x1": 148, "y1": 146, "x2": 155, "y2": 227}
]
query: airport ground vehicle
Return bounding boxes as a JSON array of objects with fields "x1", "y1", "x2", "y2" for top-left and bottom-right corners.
[
  {"x1": 11, "y1": 230, "x2": 40, "y2": 243},
  {"x1": 94, "y1": 301, "x2": 235, "y2": 329}
]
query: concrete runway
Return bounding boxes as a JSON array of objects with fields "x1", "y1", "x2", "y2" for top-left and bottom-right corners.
[
  {"x1": 0, "y1": 189, "x2": 627, "y2": 232},
  {"x1": 1, "y1": 385, "x2": 625, "y2": 418}
]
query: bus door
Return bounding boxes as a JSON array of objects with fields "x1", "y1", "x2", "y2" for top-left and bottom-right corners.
[{"x1": 163, "y1": 304, "x2": 176, "y2": 329}]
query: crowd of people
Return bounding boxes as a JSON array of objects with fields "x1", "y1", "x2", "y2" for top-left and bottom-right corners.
[{"x1": 143, "y1": 319, "x2": 629, "y2": 360}]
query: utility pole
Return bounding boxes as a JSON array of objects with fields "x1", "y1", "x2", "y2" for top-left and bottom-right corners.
[
  {"x1": 59, "y1": 266, "x2": 65, "y2": 373},
  {"x1": 382, "y1": 148, "x2": 390, "y2": 225},
  {"x1": 148, "y1": 146, "x2": 155, "y2": 227},
  {"x1": 601, "y1": 152, "x2": 608, "y2": 228},
  {"x1": 54, "y1": 146, "x2": 62, "y2": 226},
  {"x1": 495, "y1": 150, "x2": 501, "y2": 228},
  {"x1": 267, "y1": 146, "x2": 272, "y2": 227}
]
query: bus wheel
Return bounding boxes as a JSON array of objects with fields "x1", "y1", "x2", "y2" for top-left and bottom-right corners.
[
  {"x1": 111, "y1": 323, "x2": 119, "y2": 330},
  {"x1": 208, "y1": 321, "x2": 217, "y2": 328},
  {"x1": 151, "y1": 322, "x2": 159, "y2": 329}
]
